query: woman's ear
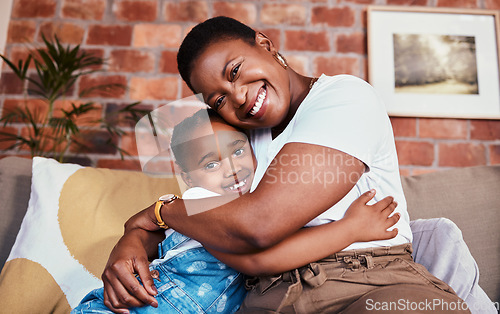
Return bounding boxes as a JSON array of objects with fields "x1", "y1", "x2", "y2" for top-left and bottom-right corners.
[
  {"x1": 255, "y1": 32, "x2": 276, "y2": 53},
  {"x1": 180, "y1": 171, "x2": 193, "y2": 187}
]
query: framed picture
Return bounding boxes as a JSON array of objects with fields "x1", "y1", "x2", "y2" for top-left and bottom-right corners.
[{"x1": 367, "y1": 6, "x2": 500, "y2": 119}]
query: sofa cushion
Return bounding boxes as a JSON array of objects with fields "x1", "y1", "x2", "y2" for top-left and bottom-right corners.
[
  {"x1": 0, "y1": 157, "x2": 32, "y2": 270},
  {"x1": 0, "y1": 157, "x2": 181, "y2": 313},
  {"x1": 402, "y1": 165, "x2": 500, "y2": 302}
]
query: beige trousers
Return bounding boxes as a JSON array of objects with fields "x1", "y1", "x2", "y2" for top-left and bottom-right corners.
[{"x1": 238, "y1": 243, "x2": 470, "y2": 313}]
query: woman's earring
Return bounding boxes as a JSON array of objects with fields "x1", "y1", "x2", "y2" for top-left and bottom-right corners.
[{"x1": 273, "y1": 52, "x2": 288, "y2": 69}]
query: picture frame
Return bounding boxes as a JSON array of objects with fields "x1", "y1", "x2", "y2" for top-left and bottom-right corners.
[{"x1": 367, "y1": 6, "x2": 500, "y2": 119}]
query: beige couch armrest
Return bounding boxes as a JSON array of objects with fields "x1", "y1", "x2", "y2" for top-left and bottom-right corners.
[{"x1": 402, "y1": 165, "x2": 500, "y2": 301}]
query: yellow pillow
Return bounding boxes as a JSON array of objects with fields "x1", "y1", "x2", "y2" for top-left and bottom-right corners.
[{"x1": 0, "y1": 157, "x2": 181, "y2": 313}]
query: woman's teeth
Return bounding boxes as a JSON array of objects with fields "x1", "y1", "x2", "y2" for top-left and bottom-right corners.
[
  {"x1": 228, "y1": 179, "x2": 247, "y2": 191},
  {"x1": 249, "y1": 88, "x2": 266, "y2": 116}
]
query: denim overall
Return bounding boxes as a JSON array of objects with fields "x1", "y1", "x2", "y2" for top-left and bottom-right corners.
[{"x1": 72, "y1": 231, "x2": 247, "y2": 313}]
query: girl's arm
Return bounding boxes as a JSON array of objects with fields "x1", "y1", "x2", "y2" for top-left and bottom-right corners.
[
  {"x1": 206, "y1": 190, "x2": 400, "y2": 276},
  {"x1": 101, "y1": 228, "x2": 165, "y2": 313}
]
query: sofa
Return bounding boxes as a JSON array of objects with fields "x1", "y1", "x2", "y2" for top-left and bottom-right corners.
[{"x1": 0, "y1": 156, "x2": 499, "y2": 313}]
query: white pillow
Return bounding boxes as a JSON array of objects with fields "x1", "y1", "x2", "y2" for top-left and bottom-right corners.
[{"x1": 0, "y1": 157, "x2": 180, "y2": 313}]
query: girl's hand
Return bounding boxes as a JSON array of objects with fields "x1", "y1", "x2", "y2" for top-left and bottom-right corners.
[{"x1": 342, "y1": 189, "x2": 400, "y2": 243}]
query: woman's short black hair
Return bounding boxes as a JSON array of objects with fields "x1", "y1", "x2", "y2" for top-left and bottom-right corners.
[{"x1": 177, "y1": 16, "x2": 256, "y2": 92}]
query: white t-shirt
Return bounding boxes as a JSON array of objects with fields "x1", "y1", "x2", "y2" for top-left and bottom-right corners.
[{"x1": 249, "y1": 74, "x2": 412, "y2": 250}]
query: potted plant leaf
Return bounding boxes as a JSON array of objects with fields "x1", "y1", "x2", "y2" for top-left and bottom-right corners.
[{"x1": 0, "y1": 35, "x2": 147, "y2": 163}]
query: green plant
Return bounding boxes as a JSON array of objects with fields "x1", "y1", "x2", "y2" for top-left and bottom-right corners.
[{"x1": 0, "y1": 35, "x2": 147, "y2": 162}]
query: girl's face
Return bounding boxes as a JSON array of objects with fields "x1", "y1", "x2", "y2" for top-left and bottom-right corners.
[
  {"x1": 180, "y1": 120, "x2": 256, "y2": 195},
  {"x1": 189, "y1": 34, "x2": 291, "y2": 130}
]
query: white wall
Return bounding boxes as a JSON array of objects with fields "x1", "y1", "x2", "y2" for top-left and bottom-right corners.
[{"x1": 0, "y1": 0, "x2": 14, "y2": 77}]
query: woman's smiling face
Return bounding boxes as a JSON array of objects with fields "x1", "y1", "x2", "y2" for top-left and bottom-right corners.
[{"x1": 189, "y1": 34, "x2": 291, "y2": 130}]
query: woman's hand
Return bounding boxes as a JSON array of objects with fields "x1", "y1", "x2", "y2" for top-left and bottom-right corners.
[
  {"x1": 101, "y1": 228, "x2": 163, "y2": 313},
  {"x1": 342, "y1": 189, "x2": 400, "y2": 243}
]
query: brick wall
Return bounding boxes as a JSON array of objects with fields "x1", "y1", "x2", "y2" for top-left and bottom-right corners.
[{"x1": 1, "y1": 0, "x2": 500, "y2": 174}]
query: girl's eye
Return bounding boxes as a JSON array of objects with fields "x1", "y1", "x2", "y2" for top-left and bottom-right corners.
[
  {"x1": 214, "y1": 96, "x2": 225, "y2": 111},
  {"x1": 231, "y1": 64, "x2": 240, "y2": 81},
  {"x1": 233, "y1": 148, "x2": 244, "y2": 157},
  {"x1": 204, "y1": 161, "x2": 220, "y2": 171}
]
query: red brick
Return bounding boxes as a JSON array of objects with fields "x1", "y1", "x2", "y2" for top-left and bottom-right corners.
[
  {"x1": 134, "y1": 127, "x2": 171, "y2": 157},
  {"x1": 87, "y1": 25, "x2": 133, "y2": 46},
  {"x1": 53, "y1": 100, "x2": 103, "y2": 127},
  {"x1": 164, "y1": 1, "x2": 208, "y2": 22},
  {"x1": 130, "y1": 77, "x2": 178, "y2": 100},
  {"x1": 152, "y1": 103, "x2": 205, "y2": 127},
  {"x1": 2, "y1": 99, "x2": 49, "y2": 123},
  {"x1": 105, "y1": 102, "x2": 153, "y2": 129},
  {"x1": 96, "y1": 158, "x2": 142, "y2": 171},
  {"x1": 419, "y1": 118, "x2": 468, "y2": 139},
  {"x1": 336, "y1": 33, "x2": 366, "y2": 54},
  {"x1": 7, "y1": 20, "x2": 36, "y2": 43},
  {"x1": 0, "y1": 73, "x2": 24, "y2": 94},
  {"x1": 5, "y1": 47, "x2": 59, "y2": 72},
  {"x1": 62, "y1": 0, "x2": 106, "y2": 20},
  {"x1": 26, "y1": 72, "x2": 75, "y2": 98},
  {"x1": 411, "y1": 168, "x2": 438, "y2": 176},
  {"x1": 313, "y1": 56, "x2": 359, "y2": 76},
  {"x1": 387, "y1": 0, "x2": 428, "y2": 5},
  {"x1": 119, "y1": 133, "x2": 139, "y2": 156},
  {"x1": 257, "y1": 28, "x2": 281, "y2": 50},
  {"x1": 159, "y1": 51, "x2": 178, "y2": 74},
  {"x1": 343, "y1": 0, "x2": 375, "y2": 3},
  {"x1": 79, "y1": 75, "x2": 127, "y2": 98},
  {"x1": 4, "y1": 47, "x2": 33, "y2": 71},
  {"x1": 181, "y1": 80, "x2": 195, "y2": 98},
  {"x1": 109, "y1": 50, "x2": 155, "y2": 73},
  {"x1": 286, "y1": 55, "x2": 307, "y2": 76},
  {"x1": 70, "y1": 129, "x2": 117, "y2": 154},
  {"x1": 396, "y1": 140, "x2": 434, "y2": 166},
  {"x1": 261, "y1": 4, "x2": 306, "y2": 26},
  {"x1": 437, "y1": 0, "x2": 477, "y2": 8},
  {"x1": 81, "y1": 48, "x2": 105, "y2": 71},
  {"x1": 133, "y1": 24, "x2": 182, "y2": 48},
  {"x1": 490, "y1": 144, "x2": 500, "y2": 164},
  {"x1": 485, "y1": 0, "x2": 500, "y2": 9},
  {"x1": 439, "y1": 143, "x2": 486, "y2": 167},
  {"x1": 399, "y1": 168, "x2": 410, "y2": 177},
  {"x1": 11, "y1": 0, "x2": 56, "y2": 18},
  {"x1": 39, "y1": 22, "x2": 85, "y2": 45},
  {"x1": 213, "y1": 2, "x2": 257, "y2": 25},
  {"x1": 470, "y1": 120, "x2": 500, "y2": 140},
  {"x1": 19, "y1": 125, "x2": 67, "y2": 153},
  {"x1": 0, "y1": 127, "x2": 18, "y2": 150},
  {"x1": 390, "y1": 117, "x2": 417, "y2": 137},
  {"x1": 286, "y1": 31, "x2": 329, "y2": 51},
  {"x1": 114, "y1": 0, "x2": 157, "y2": 22},
  {"x1": 312, "y1": 6, "x2": 355, "y2": 27}
]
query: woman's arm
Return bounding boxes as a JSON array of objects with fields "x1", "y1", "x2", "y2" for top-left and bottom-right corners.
[
  {"x1": 101, "y1": 228, "x2": 164, "y2": 313},
  {"x1": 102, "y1": 144, "x2": 365, "y2": 310},
  {"x1": 127, "y1": 143, "x2": 366, "y2": 253},
  {"x1": 206, "y1": 190, "x2": 400, "y2": 276}
]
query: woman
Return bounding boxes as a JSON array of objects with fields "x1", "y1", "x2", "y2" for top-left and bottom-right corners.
[{"x1": 102, "y1": 17, "x2": 474, "y2": 313}]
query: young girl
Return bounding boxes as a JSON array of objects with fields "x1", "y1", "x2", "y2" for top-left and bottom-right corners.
[
  {"x1": 73, "y1": 109, "x2": 400, "y2": 313},
  {"x1": 101, "y1": 17, "x2": 473, "y2": 313}
]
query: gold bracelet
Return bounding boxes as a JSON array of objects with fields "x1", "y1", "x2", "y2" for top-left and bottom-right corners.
[{"x1": 154, "y1": 194, "x2": 179, "y2": 229}]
